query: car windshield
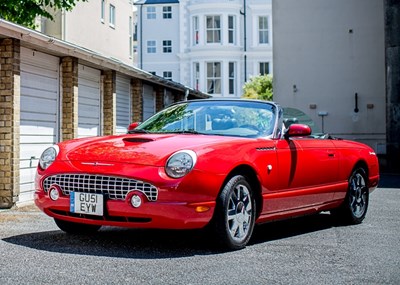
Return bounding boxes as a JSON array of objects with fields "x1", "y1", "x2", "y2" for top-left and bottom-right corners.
[{"x1": 132, "y1": 100, "x2": 277, "y2": 138}]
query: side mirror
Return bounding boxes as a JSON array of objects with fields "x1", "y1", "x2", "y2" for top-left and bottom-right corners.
[
  {"x1": 284, "y1": 124, "x2": 311, "y2": 138},
  {"x1": 127, "y1": 122, "x2": 141, "y2": 132}
]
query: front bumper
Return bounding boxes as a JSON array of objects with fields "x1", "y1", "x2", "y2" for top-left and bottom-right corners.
[{"x1": 34, "y1": 190, "x2": 216, "y2": 229}]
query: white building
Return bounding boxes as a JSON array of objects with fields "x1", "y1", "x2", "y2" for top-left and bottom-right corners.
[
  {"x1": 135, "y1": 0, "x2": 272, "y2": 97},
  {"x1": 39, "y1": 0, "x2": 135, "y2": 66},
  {"x1": 272, "y1": 0, "x2": 385, "y2": 153}
]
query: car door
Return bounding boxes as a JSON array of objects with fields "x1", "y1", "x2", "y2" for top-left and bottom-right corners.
[{"x1": 264, "y1": 137, "x2": 339, "y2": 213}]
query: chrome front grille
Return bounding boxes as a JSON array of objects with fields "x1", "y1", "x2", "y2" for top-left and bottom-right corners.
[{"x1": 43, "y1": 174, "x2": 158, "y2": 201}]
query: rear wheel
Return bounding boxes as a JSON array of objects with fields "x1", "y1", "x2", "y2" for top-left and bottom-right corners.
[
  {"x1": 54, "y1": 218, "x2": 101, "y2": 234},
  {"x1": 332, "y1": 167, "x2": 369, "y2": 224},
  {"x1": 213, "y1": 175, "x2": 256, "y2": 250}
]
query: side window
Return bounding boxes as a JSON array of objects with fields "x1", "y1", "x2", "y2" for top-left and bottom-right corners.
[
  {"x1": 147, "y1": 6, "x2": 156, "y2": 19},
  {"x1": 260, "y1": 62, "x2": 270, "y2": 75},
  {"x1": 163, "y1": 40, "x2": 172, "y2": 53},
  {"x1": 109, "y1": 4, "x2": 116, "y2": 27},
  {"x1": 258, "y1": 16, "x2": 268, "y2": 44},
  {"x1": 147, "y1": 40, "x2": 156, "y2": 53},
  {"x1": 206, "y1": 62, "x2": 221, "y2": 94},
  {"x1": 228, "y1": 15, "x2": 236, "y2": 44},
  {"x1": 193, "y1": 16, "x2": 199, "y2": 45},
  {"x1": 206, "y1": 15, "x2": 221, "y2": 43},
  {"x1": 163, "y1": 6, "x2": 172, "y2": 19},
  {"x1": 163, "y1": 71, "x2": 172, "y2": 80}
]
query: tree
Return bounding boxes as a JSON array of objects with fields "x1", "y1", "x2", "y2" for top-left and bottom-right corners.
[
  {"x1": 242, "y1": 74, "x2": 273, "y2": 101},
  {"x1": 0, "y1": 0, "x2": 87, "y2": 28}
]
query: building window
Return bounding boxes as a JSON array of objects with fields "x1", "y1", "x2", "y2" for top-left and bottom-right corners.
[
  {"x1": 193, "y1": 16, "x2": 199, "y2": 45},
  {"x1": 206, "y1": 15, "x2": 221, "y2": 43},
  {"x1": 134, "y1": 24, "x2": 138, "y2": 41},
  {"x1": 193, "y1": 62, "x2": 200, "y2": 90},
  {"x1": 163, "y1": 71, "x2": 172, "y2": 80},
  {"x1": 207, "y1": 62, "x2": 221, "y2": 94},
  {"x1": 260, "y1": 62, "x2": 270, "y2": 75},
  {"x1": 163, "y1": 6, "x2": 172, "y2": 19},
  {"x1": 163, "y1": 40, "x2": 172, "y2": 53},
  {"x1": 101, "y1": 0, "x2": 105, "y2": 22},
  {"x1": 147, "y1": 6, "x2": 156, "y2": 19},
  {"x1": 109, "y1": 4, "x2": 116, "y2": 27},
  {"x1": 228, "y1": 16, "x2": 236, "y2": 44},
  {"x1": 147, "y1": 41, "x2": 156, "y2": 53},
  {"x1": 149, "y1": 71, "x2": 156, "y2": 75},
  {"x1": 229, "y1": 62, "x2": 235, "y2": 95},
  {"x1": 259, "y1": 16, "x2": 268, "y2": 44}
]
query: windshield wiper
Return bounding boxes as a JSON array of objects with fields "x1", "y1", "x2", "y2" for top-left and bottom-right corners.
[
  {"x1": 167, "y1": 130, "x2": 202, "y2": 134},
  {"x1": 128, "y1": 129, "x2": 150, "y2": 134}
]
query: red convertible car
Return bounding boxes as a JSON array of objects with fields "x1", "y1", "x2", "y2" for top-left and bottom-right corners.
[{"x1": 34, "y1": 99, "x2": 379, "y2": 250}]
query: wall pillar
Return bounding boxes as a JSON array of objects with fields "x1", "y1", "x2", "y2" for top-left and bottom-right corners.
[
  {"x1": 155, "y1": 86, "x2": 164, "y2": 112},
  {"x1": 385, "y1": 0, "x2": 400, "y2": 172},
  {"x1": 132, "y1": 78, "x2": 143, "y2": 122},
  {"x1": 61, "y1": 57, "x2": 79, "y2": 141},
  {"x1": 0, "y1": 38, "x2": 20, "y2": 208},
  {"x1": 103, "y1": 70, "x2": 116, "y2": 135}
]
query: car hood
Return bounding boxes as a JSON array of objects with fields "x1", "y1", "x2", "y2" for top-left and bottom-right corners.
[{"x1": 59, "y1": 133, "x2": 251, "y2": 167}]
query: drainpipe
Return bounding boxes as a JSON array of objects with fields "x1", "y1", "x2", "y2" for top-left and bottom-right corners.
[
  {"x1": 240, "y1": 0, "x2": 247, "y2": 82},
  {"x1": 139, "y1": 3, "x2": 143, "y2": 69},
  {"x1": 62, "y1": 9, "x2": 66, "y2": 40}
]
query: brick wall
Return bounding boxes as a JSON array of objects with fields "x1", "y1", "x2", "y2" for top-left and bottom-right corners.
[
  {"x1": 155, "y1": 86, "x2": 164, "y2": 112},
  {"x1": 131, "y1": 78, "x2": 143, "y2": 122},
  {"x1": 61, "y1": 57, "x2": 79, "y2": 141},
  {"x1": 103, "y1": 70, "x2": 116, "y2": 135},
  {"x1": 0, "y1": 39, "x2": 20, "y2": 208}
]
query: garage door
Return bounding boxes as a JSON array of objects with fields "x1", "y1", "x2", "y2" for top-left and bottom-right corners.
[
  {"x1": 78, "y1": 64, "x2": 101, "y2": 138},
  {"x1": 116, "y1": 74, "x2": 131, "y2": 134},
  {"x1": 164, "y1": 90, "x2": 174, "y2": 107},
  {"x1": 143, "y1": 84, "x2": 155, "y2": 120},
  {"x1": 19, "y1": 47, "x2": 60, "y2": 204}
]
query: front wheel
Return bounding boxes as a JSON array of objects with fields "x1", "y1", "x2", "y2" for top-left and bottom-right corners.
[
  {"x1": 332, "y1": 167, "x2": 369, "y2": 225},
  {"x1": 213, "y1": 175, "x2": 256, "y2": 250},
  {"x1": 54, "y1": 218, "x2": 101, "y2": 234}
]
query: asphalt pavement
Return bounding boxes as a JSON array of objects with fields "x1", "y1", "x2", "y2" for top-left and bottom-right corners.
[{"x1": 0, "y1": 174, "x2": 399, "y2": 285}]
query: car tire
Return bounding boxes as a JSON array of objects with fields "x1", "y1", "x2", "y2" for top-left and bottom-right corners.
[
  {"x1": 332, "y1": 167, "x2": 369, "y2": 225},
  {"x1": 213, "y1": 175, "x2": 256, "y2": 250},
  {"x1": 54, "y1": 218, "x2": 101, "y2": 234}
]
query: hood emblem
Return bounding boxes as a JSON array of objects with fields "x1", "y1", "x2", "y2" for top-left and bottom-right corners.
[{"x1": 81, "y1": 162, "x2": 114, "y2": 166}]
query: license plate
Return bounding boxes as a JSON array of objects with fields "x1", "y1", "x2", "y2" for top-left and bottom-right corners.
[{"x1": 70, "y1": 192, "x2": 104, "y2": 216}]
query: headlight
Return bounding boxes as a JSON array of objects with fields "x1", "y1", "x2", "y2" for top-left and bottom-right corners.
[
  {"x1": 39, "y1": 146, "x2": 59, "y2": 170},
  {"x1": 165, "y1": 150, "x2": 197, "y2": 178}
]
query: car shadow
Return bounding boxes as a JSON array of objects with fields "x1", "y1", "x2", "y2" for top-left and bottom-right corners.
[
  {"x1": 250, "y1": 212, "x2": 336, "y2": 245},
  {"x1": 2, "y1": 212, "x2": 341, "y2": 259}
]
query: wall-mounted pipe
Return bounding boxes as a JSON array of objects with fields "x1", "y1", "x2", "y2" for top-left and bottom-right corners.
[{"x1": 354, "y1": 92, "x2": 359, "y2": 113}]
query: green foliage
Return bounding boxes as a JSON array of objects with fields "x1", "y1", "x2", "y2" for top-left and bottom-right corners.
[
  {"x1": 242, "y1": 74, "x2": 273, "y2": 101},
  {"x1": 0, "y1": 0, "x2": 87, "y2": 28}
]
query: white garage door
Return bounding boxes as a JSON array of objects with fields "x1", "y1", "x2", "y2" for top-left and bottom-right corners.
[
  {"x1": 78, "y1": 64, "x2": 101, "y2": 138},
  {"x1": 116, "y1": 74, "x2": 131, "y2": 134},
  {"x1": 143, "y1": 84, "x2": 155, "y2": 121},
  {"x1": 20, "y1": 47, "x2": 60, "y2": 204}
]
